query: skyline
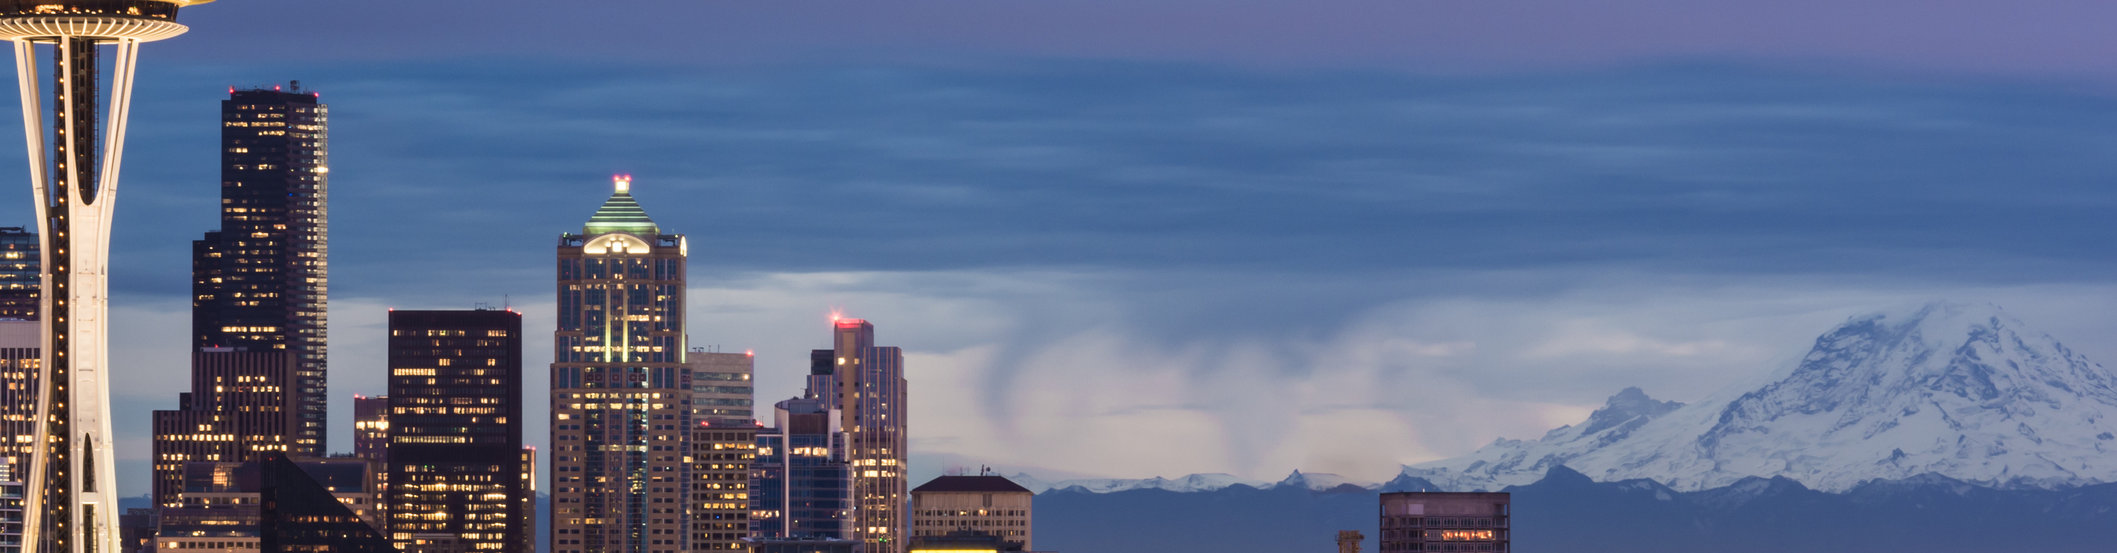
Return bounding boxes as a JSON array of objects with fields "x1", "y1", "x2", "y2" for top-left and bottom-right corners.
[{"x1": 5, "y1": 2, "x2": 2117, "y2": 498}]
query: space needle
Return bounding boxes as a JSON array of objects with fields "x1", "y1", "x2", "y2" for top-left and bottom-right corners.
[{"x1": 0, "y1": 1, "x2": 210, "y2": 552}]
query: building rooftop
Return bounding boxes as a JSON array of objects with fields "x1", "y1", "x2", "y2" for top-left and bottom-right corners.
[
  {"x1": 913, "y1": 475, "x2": 1032, "y2": 494},
  {"x1": 583, "y1": 174, "x2": 660, "y2": 236}
]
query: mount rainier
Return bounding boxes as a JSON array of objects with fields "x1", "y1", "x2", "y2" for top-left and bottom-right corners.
[{"x1": 1402, "y1": 300, "x2": 2117, "y2": 492}]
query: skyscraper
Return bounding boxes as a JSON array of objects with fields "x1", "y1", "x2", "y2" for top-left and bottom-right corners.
[
  {"x1": 689, "y1": 350, "x2": 754, "y2": 424},
  {"x1": 149, "y1": 350, "x2": 297, "y2": 509},
  {"x1": 1, "y1": 2, "x2": 212, "y2": 551},
  {"x1": 0, "y1": 228, "x2": 35, "y2": 321},
  {"x1": 689, "y1": 423, "x2": 755, "y2": 551},
  {"x1": 551, "y1": 176, "x2": 694, "y2": 553},
  {"x1": 384, "y1": 309, "x2": 529, "y2": 553},
  {"x1": 749, "y1": 398, "x2": 852, "y2": 542},
  {"x1": 192, "y1": 83, "x2": 330, "y2": 455},
  {"x1": 814, "y1": 318, "x2": 908, "y2": 553}
]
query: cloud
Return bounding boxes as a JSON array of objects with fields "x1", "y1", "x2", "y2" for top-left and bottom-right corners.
[{"x1": 41, "y1": 58, "x2": 2117, "y2": 493}]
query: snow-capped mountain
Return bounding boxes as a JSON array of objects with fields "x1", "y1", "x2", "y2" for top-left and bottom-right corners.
[{"x1": 1404, "y1": 301, "x2": 2117, "y2": 492}]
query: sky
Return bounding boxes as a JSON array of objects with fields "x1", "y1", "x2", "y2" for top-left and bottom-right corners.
[{"x1": 5, "y1": 1, "x2": 2117, "y2": 496}]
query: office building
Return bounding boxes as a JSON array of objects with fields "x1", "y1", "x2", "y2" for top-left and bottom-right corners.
[
  {"x1": 385, "y1": 309, "x2": 530, "y2": 553},
  {"x1": 118, "y1": 509, "x2": 153, "y2": 553},
  {"x1": 910, "y1": 475, "x2": 1032, "y2": 549},
  {"x1": 906, "y1": 531, "x2": 1018, "y2": 553},
  {"x1": 2, "y1": 2, "x2": 214, "y2": 551},
  {"x1": 744, "y1": 538, "x2": 864, "y2": 553},
  {"x1": 0, "y1": 461, "x2": 20, "y2": 553},
  {"x1": 751, "y1": 398, "x2": 853, "y2": 541},
  {"x1": 811, "y1": 318, "x2": 907, "y2": 553},
  {"x1": 690, "y1": 350, "x2": 754, "y2": 423},
  {"x1": 0, "y1": 321, "x2": 35, "y2": 474},
  {"x1": 0, "y1": 228, "x2": 34, "y2": 321},
  {"x1": 1378, "y1": 492, "x2": 1509, "y2": 553},
  {"x1": 691, "y1": 423, "x2": 756, "y2": 550},
  {"x1": 258, "y1": 454, "x2": 393, "y2": 553},
  {"x1": 150, "y1": 350, "x2": 298, "y2": 509},
  {"x1": 551, "y1": 176, "x2": 694, "y2": 553},
  {"x1": 155, "y1": 457, "x2": 379, "y2": 553},
  {"x1": 353, "y1": 393, "x2": 388, "y2": 504},
  {"x1": 193, "y1": 84, "x2": 330, "y2": 455}
]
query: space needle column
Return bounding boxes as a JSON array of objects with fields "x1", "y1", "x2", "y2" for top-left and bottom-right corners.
[{"x1": 0, "y1": 2, "x2": 210, "y2": 552}]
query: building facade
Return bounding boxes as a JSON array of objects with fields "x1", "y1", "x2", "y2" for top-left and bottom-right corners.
[
  {"x1": 193, "y1": 84, "x2": 330, "y2": 455},
  {"x1": 0, "y1": 322, "x2": 35, "y2": 477},
  {"x1": 690, "y1": 424, "x2": 755, "y2": 551},
  {"x1": 688, "y1": 351, "x2": 753, "y2": 424},
  {"x1": 385, "y1": 309, "x2": 529, "y2": 553},
  {"x1": 551, "y1": 176, "x2": 694, "y2": 553},
  {"x1": 1378, "y1": 492, "x2": 1509, "y2": 553},
  {"x1": 751, "y1": 398, "x2": 853, "y2": 541},
  {"x1": 353, "y1": 394, "x2": 388, "y2": 505},
  {"x1": 909, "y1": 476, "x2": 1032, "y2": 549},
  {"x1": 149, "y1": 350, "x2": 298, "y2": 509},
  {"x1": 155, "y1": 457, "x2": 380, "y2": 553},
  {"x1": 0, "y1": 228, "x2": 34, "y2": 321},
  {"x1": 814, "y1": 319, "x2": 907, "y2": 553}
]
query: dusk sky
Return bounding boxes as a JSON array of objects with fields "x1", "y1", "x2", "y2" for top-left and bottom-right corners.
[{"x1": 7, "y1": 1, "x2": 2117, "y2": 496}]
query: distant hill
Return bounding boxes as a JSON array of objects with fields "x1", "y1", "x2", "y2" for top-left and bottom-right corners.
[{"x1": 1034, "y1": 466, "x2": 2117, "y2": 553}]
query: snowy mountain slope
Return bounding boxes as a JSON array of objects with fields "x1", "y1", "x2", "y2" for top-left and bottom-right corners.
[{"x1": 1405, "y1": 301, "x2": 2117, "y2": 492}]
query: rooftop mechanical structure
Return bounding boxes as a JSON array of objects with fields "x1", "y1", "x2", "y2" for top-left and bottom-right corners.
[{"x1": 0, "y1": 1, "x2": 211, "y2": 552}]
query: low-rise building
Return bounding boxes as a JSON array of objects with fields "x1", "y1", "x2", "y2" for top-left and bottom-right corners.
[
  {"x1": 910, "y1": 475, "x2": 1033, "y2": 549},
  {"x1": 1378, "y1": 492, "x2": 1509, "y2": 553}
]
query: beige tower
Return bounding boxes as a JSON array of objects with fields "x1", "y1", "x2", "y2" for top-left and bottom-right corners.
[{"x1": 551, "y1": 176, "x2": 695, "y2": 553}]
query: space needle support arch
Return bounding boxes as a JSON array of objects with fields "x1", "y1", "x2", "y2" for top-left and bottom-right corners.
[{"x1": 0, "y1": 3, "x2": 209, "y2": 552}]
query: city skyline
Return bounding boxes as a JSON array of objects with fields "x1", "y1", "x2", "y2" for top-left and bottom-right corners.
[{"x1": 4, "y1": 2, "x2": 2117, "y2": 501}]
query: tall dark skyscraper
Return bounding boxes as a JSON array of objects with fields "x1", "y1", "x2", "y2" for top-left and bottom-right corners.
[
  {"x1": 811, "y1": 318, "x2": 908, "y2": 553},
  {"x1": 385, "y1": 309, "x2": 529, "y2": 553},
  {"x1": 0, "y1": 227, "x2": 35, "y2": 321},
  {"x1": 192, "y1": 84, "x2": 329, "y2": 455},
  {"x1": 551, "y1": 176, "x2": 694, "y2": 553}
]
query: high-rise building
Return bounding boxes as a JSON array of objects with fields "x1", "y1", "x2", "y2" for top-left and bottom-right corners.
[
  {"x1": 149, "y1": 350, "x2": 297, "y2": 509},
  {"x1": 0, "y1": 228, "x2": 35, "y2": 321},
  {"x1": 193, "y1": 83, "x2": 330, "y2": 455},
  {"x1": 690, "y1": 423, "x2": 755, "y2": 551},
  {"x1": 689, "y1": 351, "x2": 754, "y2": 424},
  {"x1": 909, "y1": 475, "x2": 1032, "y2": 549},
  {"x1": 2, "y1": 2, "x2": 213, "y2": 551},
  {"x1": 0, "y1": 321, "x2": 36, "y2": 474},
  {"x1": 811, "y1": 318, "x2": 908, "y2": 553},
  {"x1": 751, "y1": 397, "x2": 853, "y2": 541},
  {"x1": 0, "y1": 461, "x2": 21, "y2": 553},
  {"x1": 1377, "y1": 492, "x2": 1510, "y2": 553},
  {"x1": 551, "y1": 176, "x2": 694, "y2": 553},
  {"x1": 352, "y1": 394, "x2": 388, "y2": 496},
  {"x1": 385, "y1": 309, "x2": 529, "y2": 553}
]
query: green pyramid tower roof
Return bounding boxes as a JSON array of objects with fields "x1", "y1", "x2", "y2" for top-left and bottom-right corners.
[{"x1": 584, "y1": 175, "x2": 660, "y2": 235}]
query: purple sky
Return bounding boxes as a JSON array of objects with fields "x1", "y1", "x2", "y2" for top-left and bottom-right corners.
[
  {"x1": 13, "y1": 1, "x2": 2117, "y2": 497},
  {"x1": 169, "y1": 1, "x2": 2117, "y2": 80}
]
